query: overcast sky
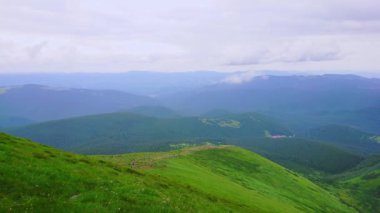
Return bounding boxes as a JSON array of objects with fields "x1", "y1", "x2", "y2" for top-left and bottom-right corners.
[{"x1": 0, "y1": 0, "x2": 379, "y2": 74}]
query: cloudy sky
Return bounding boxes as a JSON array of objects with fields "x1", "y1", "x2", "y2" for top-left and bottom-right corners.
[{"x1": 0, "y1": 0, "x2": 379, "y2": 74}]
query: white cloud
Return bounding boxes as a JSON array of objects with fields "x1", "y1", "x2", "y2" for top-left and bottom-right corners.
[
  {"x1": 227, "y1": 39, "x2": 343, "y2": 66},
  {"x1": 222, "y1": 71, "x2": 258, "y2": 84},
  {"x1": 0, "y1": 0, "x2": 379, "y2": 73}
]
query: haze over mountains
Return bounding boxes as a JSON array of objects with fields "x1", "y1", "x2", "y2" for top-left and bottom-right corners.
[
  {"x1": 165, "y1": 74, "x2": 380, "y2": 113},
  {"x1": 0, "y1": 71, "x2": 230, "y2": 96},
  {"x1": 0, "y1": 84, "x2": 155, "y2": 124},
  {"x1": 2, "y1": 72, "x2": 380, "y2": 132}
]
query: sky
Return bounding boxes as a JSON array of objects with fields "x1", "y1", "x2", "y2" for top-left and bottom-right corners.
[{"x1": 0, "y1": 0, "x2": 379, "y2": 75}]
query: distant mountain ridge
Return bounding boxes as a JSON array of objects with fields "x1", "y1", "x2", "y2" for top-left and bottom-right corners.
[
  {"x1": 163, "y1": 74, "x2": 380, "y2": 114},
  {"x1": 0, "y1": 71, "x2": 231, "y2": 96},
  {"x1": 0, "y1": 84, "x2": 156, "y2": 123}
]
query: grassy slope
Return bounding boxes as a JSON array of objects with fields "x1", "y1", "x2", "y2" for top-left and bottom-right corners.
[
  {"x1": 325, "y1": 156, "x2": 380, "y2": 212},
  {"x1": 0, "y1": 133, "x2": 354, "y2": 212},
  {"x1": 231, "y1": 138, "x2": 363, "y2": 174}
]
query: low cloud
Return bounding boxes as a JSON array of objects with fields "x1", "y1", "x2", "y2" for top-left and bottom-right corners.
[
  {"x1": 227, "y1": 41, "x2": 342, "y2": 66},
  {"x1": 222, "y1": 71, "x2": 258, "y2": 84},
  {"x1": 26, "y1": 41, "x2": 48, "y2": 59}
]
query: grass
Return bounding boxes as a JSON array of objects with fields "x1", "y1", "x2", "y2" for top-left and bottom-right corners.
[
  {"x1": 0, "y1": 133, "x2": 357, "y2": 212},
  {"x1": 147, "y1": 148, "x2": 353, "y2": 212},
  {"x1": 324, "y1": 156, "x2": 380, "y2": 212},
  {"x1": 232, "y1": 138, "x2": 363, "y2": 174}
]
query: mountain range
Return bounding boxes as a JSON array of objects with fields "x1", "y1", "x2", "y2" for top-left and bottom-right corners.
[
  {"x1": 0, "y1": 84, "x2": 154, "y2": 123},
  {"x1": 1, "y1": 73, "x2": 380, "y2": 212}
]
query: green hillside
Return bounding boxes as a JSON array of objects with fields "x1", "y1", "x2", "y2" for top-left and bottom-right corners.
[
  {"x1": 6, "y1": 112, "x2": 290, "y2": 154},
  {"x1": 325, "y1": 156, "x2": 380, "y2": 212},
  {"x1": 232, "y1": 138, "x2": 363, "y2": 174},
  {"x1": 304, "y1": 124, "x2": 380, "y2": 155},
  {"x1": 127, "y1": 106, "x2": 180, "y2": 118},
  {"x1": 0, "y1": 133, "x2": 355, "y2": 212}
]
